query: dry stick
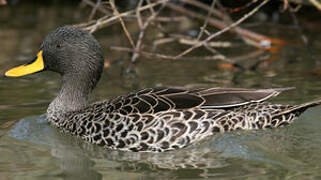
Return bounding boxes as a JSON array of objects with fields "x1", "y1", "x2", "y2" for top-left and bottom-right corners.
[
  {"x1": 131, "y1": 0, "x2": 167, "y2": 63},
  {"x1": 112, "y1": 46, "x2": 263, "y2": 63},
  {"x1": 145, "y1": 0, "x2": 167, "y2": 37},
  {"x1": 81, "y1": 1, "x2": 167, "y2": 33},
  {"x1": 152, "y1": 16, "x2": 185, "y2": 22},
  {"x1": 110, "y1": 46, "x2": 265, "y2": 66},
  {"x1": 173, "y1": 0, "x2": 270, "y2": 59},
  {"x1": 282, "y1": 0, "x2": 289, "y2": 11},
  {"x1": 146, "y1": 0, "x2": 156, "y2": 14},
  {"x1": 131, "y1": 0, "x2": 145, "y2": 63},
  {"x1": 309, "y1": 0, "x2": 321, "y2": 11},
  {"x1": 179, "y1": 39, "x2": 233, "y2": 48},
  {"x1": 88, "y1": 0, "x2": 102, "y2": 21},
  {"x1": 204, "y1": 44, "x2": 218, "y2": 55},
  {"x1": 77, "y1": 20, "x2": 99, "y2": 29},
  {"x1": 110, "y1": 0, "x2": 136, "y2": 48},
  {"x1": 182, "y1": 0, "x2": 226, "y2": 20},
  {"x1": 80, "y1": 15, "x2": 184, "y2": 28},
  {"x1": 184, "y1": 0, "x2": 234, "y2": 29},
  {"x1": 203, "y1": 45, "x2": 232, "y2": 63},
  {"x1": 136, "y1": 0, "x2": 144, "y2": 29},
  {"x1": 153, "y1": 38, "x2": 176, "y2": 46},
  {"x1": 195, "y1": 0, "x2": 231, "y2": 62},
  {"x1": 120, "y1": 15, "x2": 186, "y2": 23},
  {"x1": 136, "y1": 0, "x2": 155, "y2": 29},
  {"x1": 196, "y1": 0, "x2": 216, "y2": 41},
  {"x1": 81, "y1": 0, "x2": 110, "y2": 15},
  {"x1": 169, "y1": 33, "x2": 233, "y2": 48},
  {"x1": 111, "y1": 46, "x2": 226, "y2": 61},
  {"x1": 165, "y1": 2, "x2": 268, "y2": 47},
  {"x1": 107, "y1": 15, "x2": 185, "y2": 22},
  {"x1": 152, "y1": 35, "x2": 233, "y2": 49},
  {"x1": 185, "y1": 0, "x2": 234, "y2": 38}
]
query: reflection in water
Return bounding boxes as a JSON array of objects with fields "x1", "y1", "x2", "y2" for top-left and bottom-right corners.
[
  {"x1": 52, "y1": 144, "x2": 102, "y2": 180},
  {"x1": 8, "y1": 116, "x2": 101, "y2": 180},
  {"x1": 6, "y1": 109, "x2": 321, "y2": 179},
  {"x1": 9, "y1": 116, "x2": 225, "y2": 178}
]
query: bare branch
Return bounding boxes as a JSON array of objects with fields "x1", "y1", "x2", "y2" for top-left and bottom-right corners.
[
  {"x1": 111, "y1": 46, "x2": 228, "y2": 61},
  {"x1": 174, "y1": 0, "x2": 270, "y2": 59},
  {"x1": 81, "y1": 0, "x2": 110, "y2": 15},
  {"x1": 309, "y1": 0, "x2": 321, "y2": 11},
  {"x1": 196, "y1": 0, "x2": 217, "y2": 41},
  {"x1": 136, "y1": 0, "x2": 144, "y2": 29},
  {"x1": 110, "y1": 0, "x2": 135, "y2": 48},
  {"x1": 88, "y1": 0, "x2": 102, "y2": 21},
  {"x1": 131, "y1": 0, "x2": 167, "y2": 63},
  {"x1": 165, "y1": 2, "x2": 268, "y2": 46},
  {"x1": 79, "y1": 0, "x2": 168, "y2": 33}
]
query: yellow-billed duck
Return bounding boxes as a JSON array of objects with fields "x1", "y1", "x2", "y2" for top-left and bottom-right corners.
[{"x1": 5, "y1": 26, "x2": 321, "y2": 152}]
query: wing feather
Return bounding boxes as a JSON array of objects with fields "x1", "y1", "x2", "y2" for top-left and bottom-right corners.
[{"x1": 105, "y1": 87, "x2": 294, "y2": 114}]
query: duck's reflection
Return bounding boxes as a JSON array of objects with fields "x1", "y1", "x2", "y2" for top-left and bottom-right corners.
[
  {"x1": 8, "y1": 115, "x2": 227, "y2": 179},
  {"x1": 9, "y1": 114, "x2": 314, "y2": 179}
]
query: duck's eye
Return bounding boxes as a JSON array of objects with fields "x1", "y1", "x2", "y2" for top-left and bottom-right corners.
[{"x1": 56, "y1": 44, "x2": 62, "y2": 48}]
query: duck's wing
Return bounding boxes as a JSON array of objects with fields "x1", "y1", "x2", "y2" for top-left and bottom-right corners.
[
  {"x1": 196, "y1": 87, "x2": 294, "y2": 108},
  {"x1": 105, "y1": 87, "x2": 294, "y2": 114}
]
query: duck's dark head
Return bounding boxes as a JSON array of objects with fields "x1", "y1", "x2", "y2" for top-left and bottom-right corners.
[
  {"x1": 6, "y1": 26, "x2": 105, "y2": 112},
  {"x1": 5, "y1": 26, "x2": 104, "y2": 88}
]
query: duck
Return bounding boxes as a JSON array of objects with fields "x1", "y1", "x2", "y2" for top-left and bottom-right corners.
[{"x1": 5, "y1": 26, "x2": 321, "y2": 152}]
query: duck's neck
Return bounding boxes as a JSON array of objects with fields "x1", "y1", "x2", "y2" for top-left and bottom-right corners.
[{"x1": 48, "y1": 73, "x2": 99, "y2": 116}]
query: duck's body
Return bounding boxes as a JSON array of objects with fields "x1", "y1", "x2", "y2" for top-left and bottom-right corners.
[
  {"x1": 47, "y1": 86, "x2": 320, "y2": 152},
  {"x1": 5, "y1": 26, "x2": 321, "y2": 152}
]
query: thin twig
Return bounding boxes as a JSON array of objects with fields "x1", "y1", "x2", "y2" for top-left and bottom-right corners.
[
  {"x1": 196, "y1": 0, "x2": 216, "y2": 40},
  {"x1": 80, "y1": 0, "x2": 168, "y2": 33},
  {"x1": 131, "y1": 0, "x2": 167, "y2": 63},
  {"x1": 146, "y1": 0, "x2": 156, "y2": 14},
  {"x1": 174, "y1": 0, "x2": 270, "y2": 59},
  {"x1": 309, "y1": 0, "x2": 321, "y2": 11},
  {"x1": 181, "y1": 0, "x2": 226, "y2": 20},
  {"x1": 111, "y1": 46, "x2": 228, "y2": 61},
  {"x1": 136, "y1": 0, "x2": 144, "y2": 29},
  {"x1": 153, "y1": 37, "x2": 176, "y2": 46},
  {"x1": 110, "y1": 0, "x2": 135, "y2": 48},
  {"x1": 81, "y1": 0, "x2": 110, "y2": 15},
  {"x1": 179, "y1": 39, "x2": 233, "y2": 48},
  {"x1": 165, "y1": 2, "x2": 268, "y2": 47},
  {"x1": 88, "y1": 0, "x2": 102, "y2": 21},
  {"x1": 112, "y1": 46, "x2": 265, "y2": 65}
]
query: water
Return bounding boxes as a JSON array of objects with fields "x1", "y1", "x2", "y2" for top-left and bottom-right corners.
[{"x1": 1, "y1": 2, "x2": 321, "y2": 180}]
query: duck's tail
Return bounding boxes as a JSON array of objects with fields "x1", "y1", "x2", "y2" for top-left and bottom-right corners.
[{"x1": 273, "y1": 98, "x2": 321, "y2": 118}]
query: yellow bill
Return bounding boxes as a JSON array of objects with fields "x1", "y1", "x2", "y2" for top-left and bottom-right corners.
[{"x1": 5, "y1": 50, "x2": 45, "y2": 77}]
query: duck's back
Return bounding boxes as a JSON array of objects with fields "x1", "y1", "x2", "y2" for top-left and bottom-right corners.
[{"x1": 47, "y1": 87, "x2": 321, "y2": 152}]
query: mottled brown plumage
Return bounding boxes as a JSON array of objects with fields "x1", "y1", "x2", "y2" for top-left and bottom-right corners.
[{"x1": 48, "y1": 86, "x2": 321, "y2": 152}]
